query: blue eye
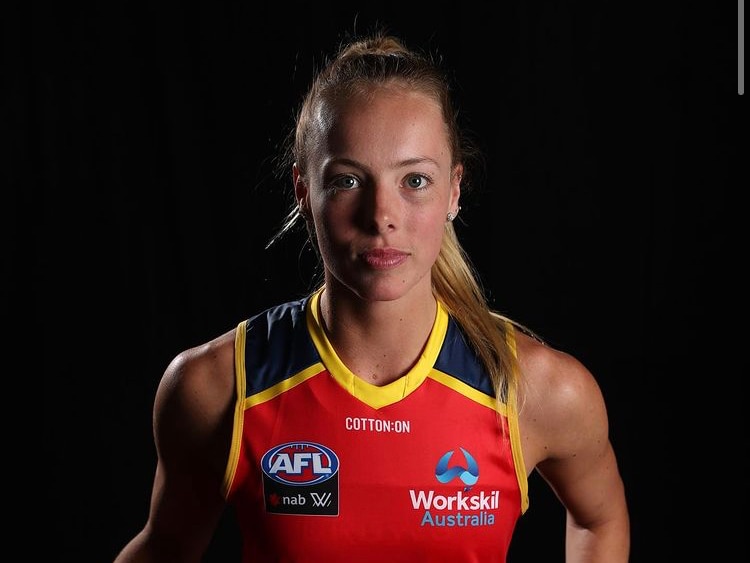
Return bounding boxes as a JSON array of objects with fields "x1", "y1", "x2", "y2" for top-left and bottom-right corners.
[
  {"x1": 405, "y1": 174, "x2": 430, "y2": 190},
  {"x1": 330, "y1": 175, "x2": 360, "y2": 191}
]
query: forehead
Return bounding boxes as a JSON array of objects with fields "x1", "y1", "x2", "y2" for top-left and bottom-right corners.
[{"x1": 312, "y1": 87, "x2": 452, "y2": 163}]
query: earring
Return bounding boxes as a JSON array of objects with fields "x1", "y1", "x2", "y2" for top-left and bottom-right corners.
[{"x1": 446, "y1": 206, "x2": 461, "y2": 222}]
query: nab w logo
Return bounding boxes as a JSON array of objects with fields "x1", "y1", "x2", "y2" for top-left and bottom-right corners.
[
  {"x1": 310, "y1": 492, "x2": 333, "y2": 507},
  {"x1": 261, "y1": 441, "x2": 340, "y2": 486},
  {"x1": 261, "y1": 441, "x2": 340, "y2": 516},
  {"x1": 435, "y1": 447, "x2": 479, "y2": 490}
]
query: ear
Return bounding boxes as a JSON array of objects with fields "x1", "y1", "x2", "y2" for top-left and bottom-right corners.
[
  {"x1": 450, "y1": 164, "x2": 463, "y2": 211},
  {"x1": 293, "y1": 162, "x2": 309, "y2": 210}
]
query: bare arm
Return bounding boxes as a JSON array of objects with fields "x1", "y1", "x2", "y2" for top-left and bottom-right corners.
[
  {"x1": 518, "y1": 336, "x2": 630, "y2": 562},
  {"x1": 114, "y1": 330, "x2": 237, "y2": 562}
]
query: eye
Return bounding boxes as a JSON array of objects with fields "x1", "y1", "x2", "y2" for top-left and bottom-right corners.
[
  {"x1": 404, "y1": 173, "x2": 431, "y2": 191},
  {"x1": 328, "y1": 175, "x2": 360, "y2": 191}
]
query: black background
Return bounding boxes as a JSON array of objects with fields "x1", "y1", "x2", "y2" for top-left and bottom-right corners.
[{"x1": 8, "y1": 1, "x2": 742, "y2": 561}]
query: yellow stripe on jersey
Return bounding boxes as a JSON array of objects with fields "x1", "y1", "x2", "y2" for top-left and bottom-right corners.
[
  {"x1": 503, "y1": 326, "x2": 529, "y2": 513},
  {"x1": 243, "y1": 362, "x2": 326, "y2": 409},
  {"x1": 222, "y1": 320, "x2": 250, "y2": 498},
  {"x1": 427, "y1": 369, "x2": 508, "y2": 416}
]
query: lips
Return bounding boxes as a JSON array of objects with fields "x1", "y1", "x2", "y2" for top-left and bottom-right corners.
[{"x1": 360, "y1": 248, "x2": 409, "y2": 269}]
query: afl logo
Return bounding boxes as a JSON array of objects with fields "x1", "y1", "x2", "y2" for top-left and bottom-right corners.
[{"x1": 261, "y1": 441, "x2": 339, "y2": 486}]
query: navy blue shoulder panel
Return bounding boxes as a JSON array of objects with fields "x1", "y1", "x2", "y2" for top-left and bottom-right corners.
[
  {"x1": 434, "y1": 317, "x2": 495, "y2": 397},
  {"x1": 243, "y1": 296, "x2": 321, "y2": 398}
]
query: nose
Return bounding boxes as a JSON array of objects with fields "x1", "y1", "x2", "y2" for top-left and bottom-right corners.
[{"x1": 364, "y1": 182, "x2": 398, "y2": 233}]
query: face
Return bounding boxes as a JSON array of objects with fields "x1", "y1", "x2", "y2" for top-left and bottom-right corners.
[{"x1": 295, "y1": 87, "x2": 461, "y2": 304}]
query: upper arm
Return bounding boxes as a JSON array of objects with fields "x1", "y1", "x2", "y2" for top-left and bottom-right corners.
[
  {"x1": 517, "y1": 337, "x2": 630, "y2": 559},
  {"x1": 532, "y1": 363, "x2": 623, "y2": 526},
  {"x1": 117, "y1": 331, "x2": 237, "y2": 562}
]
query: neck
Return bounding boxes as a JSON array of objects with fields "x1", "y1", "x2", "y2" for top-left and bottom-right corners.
[{"x1": 317, "y1": 285, "x2": 438, "y2": 385}]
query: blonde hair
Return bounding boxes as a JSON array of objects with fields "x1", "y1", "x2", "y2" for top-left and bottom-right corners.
[{"x1": 270, "y1": 31, "x2": 536, "y2": 404}]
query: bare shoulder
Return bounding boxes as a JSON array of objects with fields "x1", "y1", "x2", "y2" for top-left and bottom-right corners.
[
  {"x1": 512, "y1": 329, "x2": 630, "y2": 554},
  {"x1": 158, "y1": 328, "x2": 237, "y2": 409},
  {"x1": 154, "y1": 326, "x2": 238, "y2": 471},
  {"x1": 513, "y1": 329, "x2": 610, "y2": 470}
]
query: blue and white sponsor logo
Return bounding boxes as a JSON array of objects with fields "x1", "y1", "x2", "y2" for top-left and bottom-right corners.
[
  {"x1": 408, "y1": 447, "x2": 499, "y2": 528},
  {"x1": 435, "y1": 447, "x2": 479, "y2": 490}
]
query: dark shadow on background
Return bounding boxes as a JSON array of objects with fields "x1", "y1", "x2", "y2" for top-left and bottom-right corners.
[{"x1": 8, "y1": 2, "x2": 740, "y2": 561}]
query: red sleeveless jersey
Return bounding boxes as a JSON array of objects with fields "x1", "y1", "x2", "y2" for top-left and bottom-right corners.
[{"x1": 223, "y1": 289, "x2": 529, "y2": 562}]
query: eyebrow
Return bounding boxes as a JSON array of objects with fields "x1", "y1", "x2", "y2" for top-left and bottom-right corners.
[{"x1": 325, "y1": 155, "x2": 441, "y2": 171}]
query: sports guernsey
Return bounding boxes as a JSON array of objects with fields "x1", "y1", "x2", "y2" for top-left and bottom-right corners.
[{"x1": 222, "y1": 288, "x2": 529, "y2": 562}]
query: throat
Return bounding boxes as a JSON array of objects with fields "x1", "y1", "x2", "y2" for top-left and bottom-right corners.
[
  {"x1": 344, "y1": 347, "x2": 416, "y2": 387},
  {"x1": 317, "y1": 289, "x2": 438, "y2": 386}
]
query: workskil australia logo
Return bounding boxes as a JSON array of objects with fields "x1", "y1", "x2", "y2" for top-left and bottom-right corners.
[
  {"x1": 409, "y1": 447, "x2": 499, "y2": 527},
  {"x1": 261, "y1": 441, "x2": 339, "y2": 516}
]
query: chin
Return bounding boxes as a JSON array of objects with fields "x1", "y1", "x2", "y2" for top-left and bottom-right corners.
[{"x1": 345, "y1": 276, "x2": 429, "y2": 304}]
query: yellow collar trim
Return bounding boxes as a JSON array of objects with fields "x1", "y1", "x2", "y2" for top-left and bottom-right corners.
[{"x1": 307, "y1": 288, "x2": 448, "y2": 409}]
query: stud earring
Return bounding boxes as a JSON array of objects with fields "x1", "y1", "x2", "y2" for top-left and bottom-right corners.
[{"x1": 446, "y1": 206, "x2": 461, "y2": 222}]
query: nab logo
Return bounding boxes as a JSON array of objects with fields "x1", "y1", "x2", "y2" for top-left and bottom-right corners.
[
  {"x1": 435, "y1": 447, "x2": 479, "y2": 490},
  {"x1": 261, "y1": 441, "x2": 339, "y2": 486}
]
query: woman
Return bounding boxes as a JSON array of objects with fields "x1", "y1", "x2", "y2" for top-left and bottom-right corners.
[{"x1": 115, "y1": 31, "x2": 630, "y2": 562}]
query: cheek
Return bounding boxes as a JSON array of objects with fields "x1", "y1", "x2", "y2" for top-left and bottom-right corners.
[
  {"x1": 312, "y1": 205, "x2": 351, "y2": 256},
  {"x1": 410, "y1": 211, "x2": 448, "y2": 255}
]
